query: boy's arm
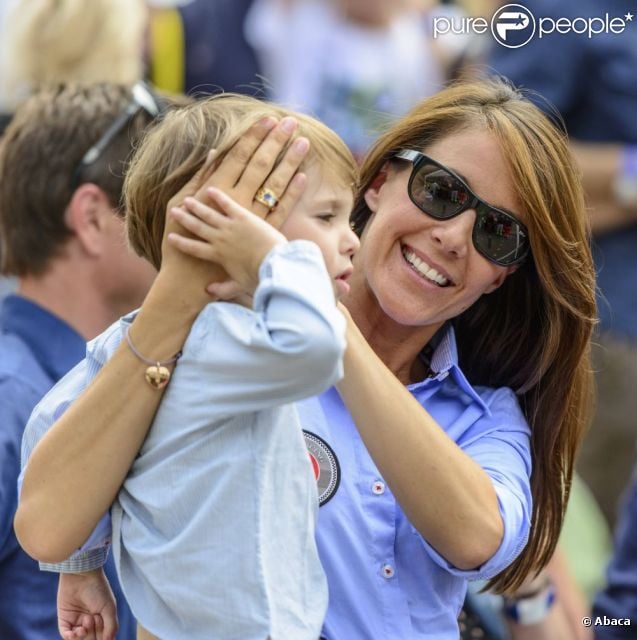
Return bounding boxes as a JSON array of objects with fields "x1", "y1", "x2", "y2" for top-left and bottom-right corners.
[{"x1": 58, "y1": 568, "x2": 118, "y2": 640}]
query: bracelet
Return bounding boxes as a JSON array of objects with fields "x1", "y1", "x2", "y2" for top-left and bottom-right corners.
[{"x1": 125, "y1": 327, "x2": 182, "y2": 390}]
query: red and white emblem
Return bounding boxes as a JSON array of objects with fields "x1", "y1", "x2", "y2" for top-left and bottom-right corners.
[{"x1": 303, "y1": 430, "x2": 340, "y2": 506}]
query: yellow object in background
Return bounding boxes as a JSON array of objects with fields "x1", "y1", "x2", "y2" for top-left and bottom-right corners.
[{"x1": 148, "y1": 8, "x2": 185, "y2": 95}]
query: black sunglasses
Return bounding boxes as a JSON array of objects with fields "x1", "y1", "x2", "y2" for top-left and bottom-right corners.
[
  {"x1": 394, "y1": 149, "x2": 529, "y2": 266},
  {"x1": 71, "y1": 82, "x2": 164, "y2": 188}
]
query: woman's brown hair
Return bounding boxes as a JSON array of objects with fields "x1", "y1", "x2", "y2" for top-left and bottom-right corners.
[{"x1": 351, "y1": 77, "x2": 597, "y2": 593}]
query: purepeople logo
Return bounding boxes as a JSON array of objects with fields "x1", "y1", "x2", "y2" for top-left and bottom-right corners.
[
  {"x1": 432, "y1": 3, "x2": 634, "y2": 48},
  {"x1": 492, "y1": 4, "x2": 535, "y2": 48}
]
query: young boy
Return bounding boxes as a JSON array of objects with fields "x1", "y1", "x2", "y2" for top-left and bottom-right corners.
[{"x1": 19, "y1": 95, "x2": 359, "y2": 639}]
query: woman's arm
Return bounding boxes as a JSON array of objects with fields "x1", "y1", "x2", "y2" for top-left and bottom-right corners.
[
  {"x1": 335, "y1": 308, "x2": 510, "y2": 571},
  {"x1": 15, "y1": 117, "x2": 309, "y2": 560}
]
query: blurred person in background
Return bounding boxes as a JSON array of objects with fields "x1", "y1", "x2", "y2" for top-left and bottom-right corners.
[
  {"x1": 0, "y1": 0, "x2": 147, "y2": 113},
  {"x1": 147, "y1": 0, "x2": 263, "y2": 97},
  {"x1": 483, "y1": 2, "x2": 636, "y2": 638},
  {"x1": 593, "y1": 461, "x2": 637, "y2": 639},
  {"x1": 487, "y1": 0, "x2": 637, "y2": 531},
  {"x1": 245, "y1": 0, "x2": 445, "y2": 159},
  {"x1": 0, "y1": 0, "x2": 148, "y2": 302},
  {"x1": 0, "y1": 83, "x2": 160, "y2": 640}
]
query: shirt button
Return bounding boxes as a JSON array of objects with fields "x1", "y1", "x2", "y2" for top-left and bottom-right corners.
[
  {"x1": 382, "y1": 564, "x2": 395, "y2": 579},
  {"x1": 372, "y1": 481, "x2": 385, "y2": 495}
]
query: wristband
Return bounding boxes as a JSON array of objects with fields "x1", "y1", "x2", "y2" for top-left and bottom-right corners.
[
  {"x1": 614, "y1": 145, "x2": 637, "y2": 206},
  {"x1": 503, "y1": 583, "x2": 556, "y2": 625}
]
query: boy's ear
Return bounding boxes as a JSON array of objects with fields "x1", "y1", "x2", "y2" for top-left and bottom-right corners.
[
  {"x1": 363, "y1": 163, "x2": 389, "y2": 213},
  {"x1": 65, "y1": 184, "x2": 115, "y2": 257}
]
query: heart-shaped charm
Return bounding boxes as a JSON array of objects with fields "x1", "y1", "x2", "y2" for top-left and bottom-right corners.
[{"x1": 145, "y1": 364, "x2": 171, "y2": 389}]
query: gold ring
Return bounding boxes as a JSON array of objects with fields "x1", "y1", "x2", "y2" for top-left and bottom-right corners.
[{"x1": 255, "y1": 187, "x2": 279, "y2": 211}]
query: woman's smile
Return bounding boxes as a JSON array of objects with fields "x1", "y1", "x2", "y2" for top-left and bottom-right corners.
[{"x1": 400, "y1": 243, "x2": 453, "y2": 287}]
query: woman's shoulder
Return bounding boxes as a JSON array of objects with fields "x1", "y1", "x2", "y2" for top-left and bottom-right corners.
[
  {"x1": 470, "y1": 383, "x2": 524, "y2": 413},
  {"x1": 469, "y1": 383, "x2": 530, "y2": 434},
  {"x1": 472, "y1": 383, "x2": 520, "y2": 409}
]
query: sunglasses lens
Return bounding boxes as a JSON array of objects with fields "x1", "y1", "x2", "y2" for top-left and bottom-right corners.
[
  {"x1": 410, "y1": 164, "x2": 470, "y2": 219},
  {"x1": 474, "y1": 207, "x2": 528, "y2": 265},
  {"x1": 402, "y1": 152, "x2": 529, "y2": 266}
]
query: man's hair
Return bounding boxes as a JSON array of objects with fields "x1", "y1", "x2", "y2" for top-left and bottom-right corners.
[
  {"x1": 0, "y1": 83, "x2": 156, "y2": 276},
  {"x1": 125, "y1": 93, "x2": 358, "y2": 270}
]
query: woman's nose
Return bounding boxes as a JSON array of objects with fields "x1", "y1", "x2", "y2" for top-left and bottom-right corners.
[{"x1": 429, "y1": 209, "x2": 475, "y2": 259}]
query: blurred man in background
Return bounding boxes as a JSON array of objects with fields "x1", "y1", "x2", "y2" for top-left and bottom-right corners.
[{"x1": 0, "y1": 83, "x2": 159, "y2": 640}]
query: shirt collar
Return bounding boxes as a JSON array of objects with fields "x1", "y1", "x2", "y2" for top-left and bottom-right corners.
[
  {"x1": 415, "y1": 324, "x2": 490, "y2": 414},
  {"x1": 0, "y1": 294, "x2": 86, "y2": 381}
]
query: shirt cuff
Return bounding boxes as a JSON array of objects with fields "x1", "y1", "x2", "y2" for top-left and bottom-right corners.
[
  {"x1": 39, "y1": 546, "x2": 109, "y2": 573},
  {"x1": 258, "y1": 239, "x2": 324, "y2": 280},
  {"x1": 421, "y1": 481, "x2": 530, "y2": 580},
  {"x1": 255, "y1": 240, "x2": 335, "y2": 314}
]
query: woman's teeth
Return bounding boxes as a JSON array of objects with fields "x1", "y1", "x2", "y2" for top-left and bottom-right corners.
[{"x1": 402, "y1": 247, "x2": 449, "y2": 286}]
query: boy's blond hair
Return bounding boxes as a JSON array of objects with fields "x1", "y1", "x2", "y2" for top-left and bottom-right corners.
[{"x1": 125, "y1": 94, "x2": 358, "y2": 270}]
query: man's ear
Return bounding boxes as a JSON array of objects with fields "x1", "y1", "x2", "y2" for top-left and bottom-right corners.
[
  {"x1": 363, "y1": 163, "x2": 390, "y2": 213},
  {"x1": 484, "y1": 264, "x2": 519, "y2": 294},
  {"x1": 65, "y1": 184, "x2": 115, "y2": 257}
]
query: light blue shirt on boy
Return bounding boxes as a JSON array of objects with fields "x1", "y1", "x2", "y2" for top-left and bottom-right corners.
[{"x1": 21, "y1": 240, "x2": 345, "y2": 640}]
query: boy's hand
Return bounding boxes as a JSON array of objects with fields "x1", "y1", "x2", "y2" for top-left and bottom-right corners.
[
  {"x1": 168, "y1": 188, "x2": 287, "y2": 296},
  {"x1": 58, "y1": 569, "x2": 118, "y2": 640}
]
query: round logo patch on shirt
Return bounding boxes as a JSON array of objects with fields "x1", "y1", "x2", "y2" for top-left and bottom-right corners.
[{"x1": 303, "y1": 430, "x2": 340, "y2": 506}]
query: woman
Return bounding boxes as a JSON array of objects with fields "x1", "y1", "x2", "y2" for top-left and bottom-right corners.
[{"x1": 16, "y1": 78, "x2": 596, "y2": 639}]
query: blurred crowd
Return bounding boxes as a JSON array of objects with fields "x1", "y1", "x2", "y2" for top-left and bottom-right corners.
[{"x1": 1, "y1": 1, "x2": 636, "y2": 640}]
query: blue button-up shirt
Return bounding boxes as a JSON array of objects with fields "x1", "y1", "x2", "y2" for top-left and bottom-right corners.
[
  {"x1": 0, "y1": 295, "x2": 134, "y2": 639},
  {"x1": 298, "y1": 326, "x2": 532, "y2": 639}
]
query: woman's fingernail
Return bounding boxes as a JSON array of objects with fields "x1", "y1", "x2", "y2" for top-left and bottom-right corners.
[
  {"x1": 260, "y1": 116, "x2": 277, "y2": 130},
  {"x1": 293, "y1": 137, "x2": 309, "y2": 153},
  {"x1": 281, "y1": 117, "x2": 297, "y2": 133}
]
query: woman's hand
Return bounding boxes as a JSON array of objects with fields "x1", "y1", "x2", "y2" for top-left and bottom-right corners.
[
  {"x1": 158, "y1": 116, "x2": 309, "y2": 306},
  {"x1": 168, "y1": 188, "x2": 287, "y2": 297}
]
